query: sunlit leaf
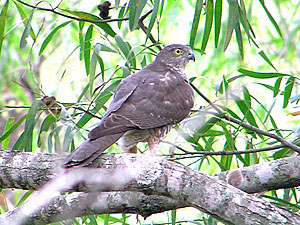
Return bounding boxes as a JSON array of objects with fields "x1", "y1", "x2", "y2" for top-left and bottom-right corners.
[
  {"x1": 2, "y1": 117, "x2": 14, "y2": 149},
  {"x1": 214, "y1": 0, "x2": 222, "y2": 48},
  {"x1": 0, "y1": 115, "x2": 26, "y2": 143},
  {"x1": 79, "y1": 21, "x2": 85, "y2": 60},
  {"x1": 60, "y1": 9, "x2": 116, "y2": 37},
  {"x1": 273, "y1": 77, "x2": 282, "y2": 97},
  {"x1": 13, "y1": 1, "x2": 36, "y2": 40},
  {"x1": 283, "y1": 76, "x2": 295, "y2": 108},
  {"x1": 0, "y1": 0, "x2": 9, "y2": 57},
  {"x1": 234, "y1": 20, "x2": 243, "y2": 58},
  {"x1": 257, "y1": 0, "x2": 282, "y2": 38},
  {"x1": 39, "y1": 21, "x2": 71, "y2": 55},
  {"x1": 223, "y1": 0, "x2": 238, "y2": 51},
  {"x1": 84, "y1": 25, "x2": 93, "y2": 75},
  {"x1": 23, "y1": 99, "x2": 40, "y2": 151},
  {"x1": 189, "y1": 0, "x2": 203, "y2": 49},
  {"x1": 238, "y1": 68, "x2": 289, "y2": 79},
  {"x1": 37, "y1": 114, "x2": 57, "y2": 147},
  {"x1": 19, "y1": 9, "x2": 35, "y2": 49},
  {"x1": 146, "y1": 0, "x2": 159, "y2": 42},
  {"x1": 258, "y1": 50, "x2": 277, "y2": 71},
  {"x1": 201, "y1": 0, "x2": 213, "y2": 53},
  {"x1": 129, "y1": 0, "x2": 147, "y2": 31}
]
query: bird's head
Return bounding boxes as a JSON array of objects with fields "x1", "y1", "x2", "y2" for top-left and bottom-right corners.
[{"x1": 154, "y1": 44, "x2": 195, "y2": 70}]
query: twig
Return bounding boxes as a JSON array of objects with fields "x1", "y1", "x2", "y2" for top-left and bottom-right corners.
[
  {"x1": 17, "y1": 0, "x2": 129, "y2": 24},
  {"x1": 190, "y1": 82, "x2": 300, "y2": 153},
  {"x1": 162, "y1": 140, "x2": 284, "y2": 156},
  {"x1": 138, "y1": 9, "x2": 162, "y2": 50}
]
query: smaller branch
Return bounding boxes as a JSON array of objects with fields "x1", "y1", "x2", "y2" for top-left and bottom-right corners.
[
  {"x1": 162, "y1": 140, "x2": 284, "y2": 157},
  {"x1": 190, "y1": 82, "x2": 300, "y2": 153},
  {"x1": 138, "y1": 9, "x2": 162, "y2": 50},
  {"x1": 17, "y1": 0, "x2": 129, "y2": 24}
]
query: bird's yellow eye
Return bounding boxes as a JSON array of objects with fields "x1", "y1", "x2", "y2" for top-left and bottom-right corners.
[{"x1": 174, "y1": 48, "x2": 183, "y2": 55}]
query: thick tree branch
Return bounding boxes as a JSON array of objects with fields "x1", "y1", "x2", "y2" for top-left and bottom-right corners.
[{"x1": 1, "y1": 150, "x2": 300, "y2": 224}]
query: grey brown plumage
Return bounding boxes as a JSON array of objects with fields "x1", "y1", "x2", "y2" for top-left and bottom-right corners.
[{"x1": 64, "y1": 44, "x2": 195, "y2": 167}]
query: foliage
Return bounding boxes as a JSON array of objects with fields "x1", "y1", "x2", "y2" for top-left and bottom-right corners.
[{"x1": 0, "y1": 0, "x2": 300, "y2": 224}]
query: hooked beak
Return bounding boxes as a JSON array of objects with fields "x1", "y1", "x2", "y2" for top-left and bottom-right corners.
[{"x1": 188, "y1": 53, "x2": 195, "y2": 62}]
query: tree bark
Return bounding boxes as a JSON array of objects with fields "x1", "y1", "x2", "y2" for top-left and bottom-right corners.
[{"x1": 0, "y1": 150, "x2": 300, "y2": 224}]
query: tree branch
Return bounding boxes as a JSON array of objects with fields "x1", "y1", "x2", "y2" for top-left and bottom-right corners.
[
  {"x1": 16, "y1": 0, "x2": 129, "y2": 24},
  {"x1": 1, "y1": 150, "x2": 300, "y2": 224}
]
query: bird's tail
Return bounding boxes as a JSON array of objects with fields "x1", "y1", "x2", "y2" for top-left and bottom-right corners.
[{"x1": 64, "y1": 132, "x2": 124, "y2": 167}]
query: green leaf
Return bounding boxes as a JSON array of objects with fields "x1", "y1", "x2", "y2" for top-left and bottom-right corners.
[
  {"x1": 98, "y1": 44, "x2": 117, "y2": 53},
  {"x1": 242, "y1": 86, "x2": 251, "y2": 108},
  {"x1": 201, "y1": 0, "x2": 213, "y2": 53},
  {"x1": 235, "y1": 97, "x2": 259, "y2": 129},
  {"x1": 79, "y1": 21, "x2": 85, "y2": 60},
  {"x1": 234, "y1": 20, "x2": 243, "y2": 58},
  {"x1": 258, "y1": 50, "x2": 277, "y2": 71},
  {"x1": 16, "y1": 190, "x2": 34, "y2": 207},
  {"x1": 39, "y1": 21, "x2": 71, "y2": 55},
  {"x1": 129, "y1": 0, "x2": 147, "y2": 31},
  {"x1": 19, "y1": 9, "x2": 35, "y2": 49},
  {"x1": 115, "y1": 35, "x2": 129, "y2": 58},
  {"x1": 283, "y1": 76, "x2": 295, "y2": 108},
  {"x1": 238, "y1": 68, "x2": 289, "y2": 79},
  {"x1": 23, "y1": 99, "x2": 40, "y2": 151},
  {"x1": 84, "y1": 25, "x2": 93, "y2": 75},
  {"x1": 37, "y1": 114, "x2": 57, "y2": 147},
  {"x1": 214, "y1": 0, "x2": 222, "y2": 48},
  {"x1": 2, "y1": 117, "x2": 14, "y2": 149},
  {"x1": 258, "y1": 0, "x2": 282, "y2": 38},
  {"x1": 189, "y1": 0, "x2": 203, "y2": 49},
  {"x1": 171, "y1": 210, "x2": 176, "y2": 225},
  {"x1": 0, "y1": 115, "x2": 26, "y2": 143},
  {"x1": 146, "y1": 0, "x2": 159, "y2": 41},
  {"x1": 223, "y1": 0, "x2": 238, "y2": 51},
  {"x1": 273, "y1": 77, "x2": 282, "y2": 97},
  {"x1": 62, "y1": 125, "x2": 76, "y2": 152},
  {"x1": 118, "y1": 3, "x2": 127, "y2": 29},
  {"x1": 89, "y1": 50, "x2": 98, "y2": 96},
  {"x1": 0, "y1": 0, "x2": 9, "y2": 58},
  {"x1": 13, "y1": 1, "x2": 36, "y2": 41},
  {"x1": 61, "y1": 9, "x2": 116, "y2": 37}
]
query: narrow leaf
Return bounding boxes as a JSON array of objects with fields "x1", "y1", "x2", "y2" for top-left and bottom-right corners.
[
  {"x1": 61, "y1": 9, "x2": 116, "y2": 37},
  {"x1": 118, "y1": 3, "x2": 127, "y2": 29},
  {"x1": 258, "y1": 50, "x2": 277, "y2": 71},
  {"x1": 258, "y1": 0, "x2": 282, "y2": 38},
  {"x1": 89, "y1": 50, "x2": 98, "y2": 96},
  {"x1": 0, "y1": 0, "x2": 9, "y2": 57},
  {"x1": 129, "y1": 0, "x2": 137, "y2": 31},
  {"x1": 273, "y1": 77, "x2": 282, "y2": 97},
  {"x1": 223, "y1": 0, "x2": 238, "y2": 51},
  {"x1": 189, "y1": 0, "x2": 203, "y2": 49},
  {"x1": 0, "y1": 115, "x2": 26, "y2": 142},
  {"x1": 234, "y1": 20, "x2": 243, "y2": 58},
  {"x1": 146, "y1": 0, "x2": 159, "y2": 41},
  {"x1": 79, "y1": 21, "x2": 85, "y2": 60},
  {"x1": 84, "y1": 25, "x2": 93, "y2": 75},
  {"x1": 37, "y1": 114, "x2": 57, "y2": 147},
  {"x1": 2, "y1": 118, "x2": 14, "y2": 149},
  {"x1": 238, "y1": 68, "x2": 289, "y2": 79},
  {"x1": 39, "y1": 21, "x2": 71, "y2": 55},
  {"x1": 214, "y1": 0, "x2": 222, "y2": 48},
  {"x1": 23, "y1": 99, "x2": 40, "y2": 151},
  {"x1": 283, "y1": 76, "x2": 295, "y2": 108},
  {"x1": 115, "y1": 35, "x2": 129, "y2": 57},
  {"x1": 201, "y1": 0, "x2": 213, "y2": 52},
  {"x1": 13, "y1": 1, "x2": 36, "y2": 40},
  {"x1": 20, "y1": 9, "x2": 35, "y2": 49}
]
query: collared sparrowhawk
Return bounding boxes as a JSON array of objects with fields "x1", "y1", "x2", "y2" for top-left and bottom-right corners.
[{"x1": 64, "y1": 44, "x2": 195, "y2": 167}]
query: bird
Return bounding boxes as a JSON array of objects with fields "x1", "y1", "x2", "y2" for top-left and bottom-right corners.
[{"x1": 64, "y1": 44, "x2": 195, "y2": 167}]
